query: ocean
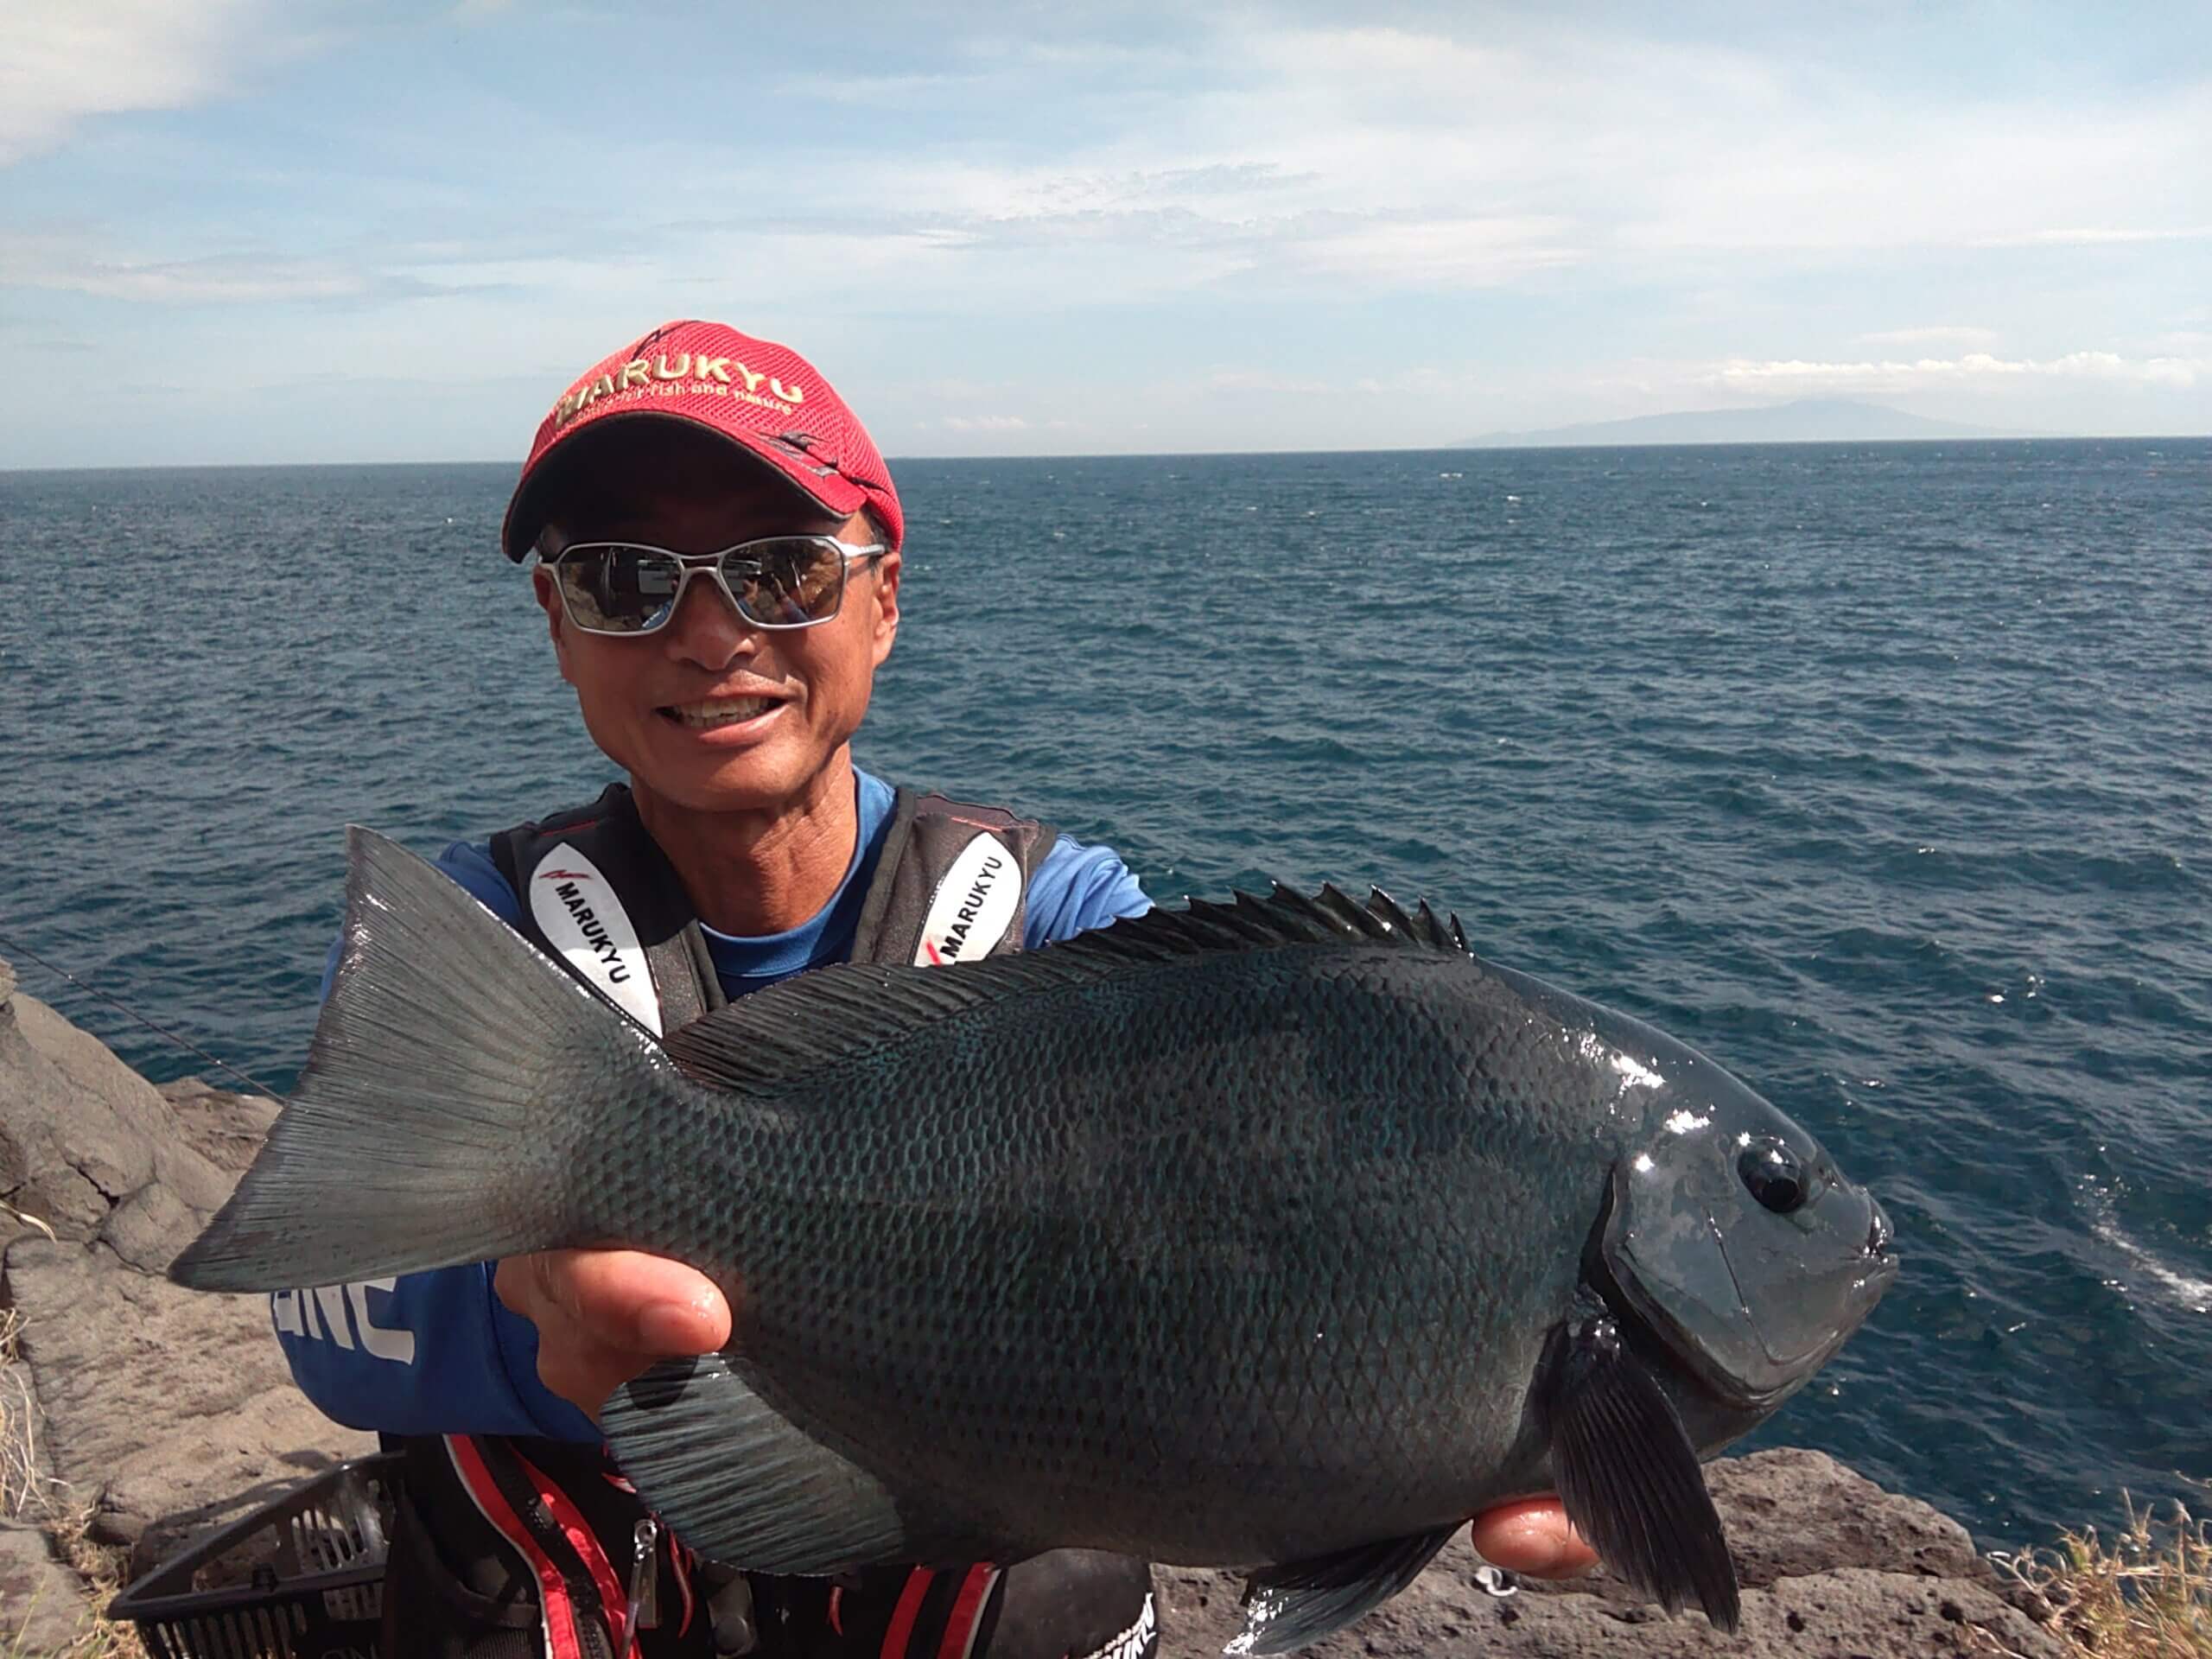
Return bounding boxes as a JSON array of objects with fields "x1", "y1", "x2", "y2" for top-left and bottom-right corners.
[{"x1": 3, "y1": 439, "x2": 2207, "y2": 1552}]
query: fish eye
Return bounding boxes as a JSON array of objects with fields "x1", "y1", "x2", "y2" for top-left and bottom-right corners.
[{"x1": 1738, "y1": 1141, "x2": 1809, "y2": 1214}]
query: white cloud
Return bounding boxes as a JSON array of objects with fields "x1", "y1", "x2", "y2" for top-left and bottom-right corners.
[
  {"x1": 0, "y1": 230, "x2": 435, "y2": 303},
  {"x1": 15, "y1": 14, "x2": 2209, "y2": 321},
  {"x1": 1702, "y1": 351, "x2": 2209, "y2": 393},
  {"x1": 8, "y1": 7, "x2": 2211, "y2": 459},
  {"x1": 1205, "y1": 371, "x2": 1335, "y2": 395},
  {"x1": 0, "y1": 1, "x2": 270, "y2": 165},
  {"x1": 1980, "y1": 226, "x2": 2212, "y2": 247},
  {"x1": 1282, "y1": 213, "x2": 1581, "y2": 289},
  {"x1": 788, "y1": 21, "x2": 2212, "y2": 304},
  {"x1": 1858, "y1": 326, "x2": 2001, "y2": 349}
]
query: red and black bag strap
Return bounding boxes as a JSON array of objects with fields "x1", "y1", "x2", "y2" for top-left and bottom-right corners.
[{"x1": 443, "y1": 1434, "x2": 624, "y2": 1659}]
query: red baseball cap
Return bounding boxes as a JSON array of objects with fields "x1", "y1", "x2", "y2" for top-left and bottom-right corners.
[{"x1": 500, "y1": 318, "x2": 903, "y2": 559}]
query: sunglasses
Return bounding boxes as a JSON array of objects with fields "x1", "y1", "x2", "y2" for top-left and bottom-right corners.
[{"x1": 545, "y1": 537, "x2": 887, "y2": 636}]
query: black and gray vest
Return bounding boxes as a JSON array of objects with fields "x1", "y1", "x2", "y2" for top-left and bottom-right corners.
[
  {"x1": 486, "y1": 781, "x2": 1059, "y2": 1031},
  {"x1": 383, "y1": 779, "x2": 1062, "y2": 1659}
]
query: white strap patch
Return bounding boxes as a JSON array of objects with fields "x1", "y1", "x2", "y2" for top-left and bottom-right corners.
[
  {"x1": 527, "y1": 840, "x2": 664, "y2": 1034},
  {"x1": 913, "y1": 832, "x2": 1020, "y2": 967}
]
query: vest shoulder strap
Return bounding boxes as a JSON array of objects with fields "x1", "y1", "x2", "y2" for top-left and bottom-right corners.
[
  {"x1": 489, "y1": 783, "x2": 720, "y2": 1036},
  {"x1": 849, "y1": 789, "x2": 1059, "y2": 968}
]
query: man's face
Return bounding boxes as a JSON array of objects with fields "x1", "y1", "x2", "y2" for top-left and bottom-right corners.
[{"x1": 530, "y1": 438, "x2": 900, "y2": 818}]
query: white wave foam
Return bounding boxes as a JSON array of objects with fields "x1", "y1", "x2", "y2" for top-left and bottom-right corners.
[{"x1": 2094, "y1": 1217, "x2": 2212, "y2": 1314}]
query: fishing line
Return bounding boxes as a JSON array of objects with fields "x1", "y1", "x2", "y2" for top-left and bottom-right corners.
[{"x1": 0, "y1": 928, "x2": 285, "y2": 1104}]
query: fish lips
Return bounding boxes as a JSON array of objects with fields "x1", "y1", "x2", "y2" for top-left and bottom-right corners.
[{"x1": 1594, "y1": 1161, "x2": 1900, "y2": 1414}]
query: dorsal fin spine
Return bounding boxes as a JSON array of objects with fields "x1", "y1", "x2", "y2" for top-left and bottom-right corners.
[{"x1": 659, "y1": 879, "x2": 1475, "y2": 1097}]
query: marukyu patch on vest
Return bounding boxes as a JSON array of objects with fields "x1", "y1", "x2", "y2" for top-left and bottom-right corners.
[
  {"x1": 914, "y1": 833, "x2": 1021, "y2": 966},
  {"x1": 526, "y1": 841, "x2": 664, "y2": 1033}
]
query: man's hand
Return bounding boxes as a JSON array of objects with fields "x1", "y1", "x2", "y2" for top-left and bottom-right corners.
[
  {"x1": 494, "y1": 1249, "x2": 731, "y2": 1423},
  {"x1": 1469, "y1": 1497, "x2": 1597, "y2": 1578},
  {"x1": 498, "y1": 1249, "x2": 1599, "y2": 1582}
]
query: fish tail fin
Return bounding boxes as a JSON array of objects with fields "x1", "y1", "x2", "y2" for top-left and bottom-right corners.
[{"x1": 170, "y1": 826, "x2": 665, "y2": 1292}]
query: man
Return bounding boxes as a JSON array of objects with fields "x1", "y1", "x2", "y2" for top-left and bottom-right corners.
[{"x1": 277, "y1": 319, "x2": 1594, "y2": 1658}]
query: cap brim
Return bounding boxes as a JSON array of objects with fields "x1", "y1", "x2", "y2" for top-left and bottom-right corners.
[{"x1": 500, "y1": 408, "x2": 872, "y2": 561}]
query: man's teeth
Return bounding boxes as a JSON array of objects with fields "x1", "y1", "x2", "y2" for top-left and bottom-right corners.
[{"x1": 672, "y1": 697, "x2": 776, "y2": 728}]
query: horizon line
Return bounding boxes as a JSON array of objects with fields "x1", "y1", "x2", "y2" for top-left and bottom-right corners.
[{"x1": 6, "y1": 430, "x2": 2210, "y2": 478}]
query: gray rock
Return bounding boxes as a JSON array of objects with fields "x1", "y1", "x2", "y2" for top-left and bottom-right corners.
[
  {"x1": 0, "y1": 1519, "x2": 92, "y2": 1656},
  {"x1": 1152, "y1": 1459, "x2": 2063, "y2": 1656},
  {"x1": 7, "y1": 1239, "x2": 374, "y2": 1575},
  {"x1": 157, "y1": 1077, "x2": 283, "y2": 1176},
  {"x1": 0, "y1": 990, "x2": 235, "y2": 1254},
  {"x1": 0, "y1": 975, "x2": 374, "y2": 1599},
  {"x1": 1707, "y1": 1447, "x2": 1987, "y2": 1586}
]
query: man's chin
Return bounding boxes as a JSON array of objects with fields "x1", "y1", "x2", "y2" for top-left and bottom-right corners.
[{"x1": 631, "y1": 741, "x2": 847, "y2": 821}]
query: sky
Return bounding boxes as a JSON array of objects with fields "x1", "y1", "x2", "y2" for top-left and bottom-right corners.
[{"x1": 2, "y1": 0, "x2": 2208, "y2": 465}]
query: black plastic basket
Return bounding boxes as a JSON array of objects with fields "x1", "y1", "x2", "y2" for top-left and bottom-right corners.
[{"x1": 110, "y1": 1452, "x2": 406, "y2": 1659}]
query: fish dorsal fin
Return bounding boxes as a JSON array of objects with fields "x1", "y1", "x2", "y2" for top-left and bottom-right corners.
[
  {"x1": 660, "y1": 882, "x2": 1470, "y2": 1095},
  {"x1": 1011, "y1": 881, "x2": 1465, "y2": 959}
]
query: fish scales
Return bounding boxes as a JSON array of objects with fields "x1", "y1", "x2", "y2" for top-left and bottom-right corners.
[{"x1": 586, "y1": 945, "x2": 1629, "y2": 1564}]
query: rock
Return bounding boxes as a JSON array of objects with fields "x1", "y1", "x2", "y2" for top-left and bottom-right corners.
[
  {"x1": 8, "y1": 1240, "x2": 374, "y2": 1573},
  {"x1": 1706, "y1": 1447, "x2": 1987, "y2": 1586},
  {"x1": 0, "y1": 989, "x2": 236, "y2": 1254},
  {"x1": 0, "y1": 962, "x2": 374, "y2": 1608},
  {"x1": 158, "y1": 1077, "x2": 283, "y2": 1177},
  {"x1": 1151, "y1": 1468, "x2": 2064, "y2": 1657},
  {"x1": 0, "y1": 1519, "x2": 92, "y2": 1656}
]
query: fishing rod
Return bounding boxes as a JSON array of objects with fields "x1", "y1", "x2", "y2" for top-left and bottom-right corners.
[{"x1": 0, "y1": 928, "x2": 285, "y2": 1105}]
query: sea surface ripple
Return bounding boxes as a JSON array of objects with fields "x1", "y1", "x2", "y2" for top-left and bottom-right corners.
[{"x1": 3, "y1": 439, "x2": 2207, "y2": 1548}]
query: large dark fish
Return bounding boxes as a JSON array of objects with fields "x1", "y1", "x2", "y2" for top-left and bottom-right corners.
[{"x1": 173, "y1": 830, "x2": 1897, "y2": 1655}]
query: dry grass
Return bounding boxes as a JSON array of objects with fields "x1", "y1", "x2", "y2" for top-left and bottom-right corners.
[
  {"x1": 0, "y1": 1306, "x2": 145, "y2": 1658},
  {"x1": 1, "y1": 1310, "x2": 66, "y2": 1524},
  {"x1": 10, "y1": 1509, "x2": 148, "y2": 1659},
  {"x1": 1989, "y1": 1497, "x2": 2212, "y2": 1659}
]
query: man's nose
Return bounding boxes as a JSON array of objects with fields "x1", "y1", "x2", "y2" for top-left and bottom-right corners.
[{"x1": 660, "y1": 571, "x2": 756, "y2": 664}]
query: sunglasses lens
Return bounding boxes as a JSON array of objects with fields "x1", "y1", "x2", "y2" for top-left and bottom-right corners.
[
  {"x1": 728, "y1": 538, "x2": 849, "y2": 626},
  {"x1": 556, "y1": 546, "x2": 682, "y2": 633}
]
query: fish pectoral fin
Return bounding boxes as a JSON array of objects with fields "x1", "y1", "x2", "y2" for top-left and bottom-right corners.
[
  {"x1": 1224, "y1": 1526, "x2": 1458, "y2": 1657},
  {"x1": 603, "y1": 1353, "x2": 914, "y2": 1576},
  {"x1": 1540, "y1": 1314, "x2": 1741, "y2": 1633}
]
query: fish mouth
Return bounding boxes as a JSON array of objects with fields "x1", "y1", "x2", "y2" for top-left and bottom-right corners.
[
  {"x1": 1868, "y1": 1198, "x2": 1897, "y2": 1259},
  {"x1": 1590, "y1": 1170, "x2": 1900, "y2": 1416}
]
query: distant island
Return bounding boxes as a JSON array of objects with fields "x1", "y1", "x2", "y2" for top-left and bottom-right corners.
[{"x1": 1459, "y1": 397, "x2": 2036, "y2": 448}]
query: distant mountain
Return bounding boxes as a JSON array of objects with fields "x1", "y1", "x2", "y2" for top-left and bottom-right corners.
[{"x1": 1459, "y1": 398, "x2": 2034, "y2": 448}]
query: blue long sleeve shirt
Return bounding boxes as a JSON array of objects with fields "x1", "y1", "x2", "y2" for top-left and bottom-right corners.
[{"x1": 273, "y1": 769, "x2": 1149, "y2": 1441}]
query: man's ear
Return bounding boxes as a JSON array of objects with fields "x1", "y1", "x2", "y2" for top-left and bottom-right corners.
[
  {"x1": 868, "y1": 550, "x2": 902, "y2": 667},
  {"x1": 531, "y1": 565, "x2": 578, "y2": 686}
]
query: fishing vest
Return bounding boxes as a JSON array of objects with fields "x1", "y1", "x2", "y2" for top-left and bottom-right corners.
[
  {"x1": 488, "y1": 780, "x2": 1061, "y2": 1034},
  {"x1": 384, "y1": 779, "x2": 1086, "y2": 1659}
]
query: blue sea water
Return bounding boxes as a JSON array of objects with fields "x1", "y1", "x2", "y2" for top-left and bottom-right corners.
[{"x1": 2, "y1": 440, "x2": 2207, "y2": 1553}]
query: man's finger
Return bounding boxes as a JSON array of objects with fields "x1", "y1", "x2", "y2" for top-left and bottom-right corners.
[
  {"x1": 499, "y1": 1249, "x2": 732, "y2": 1354},
  {"x1": 1469, "y1": 1498, "x2": 1598, "y2": 1579},
  {"x1": 561, "y1": 1249, "x2": 732, "y2": 1353}
]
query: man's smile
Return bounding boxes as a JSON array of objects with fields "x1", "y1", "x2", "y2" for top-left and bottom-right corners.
[{"x1": 660, "y1": 693, "x2": 785, "y2": 731}]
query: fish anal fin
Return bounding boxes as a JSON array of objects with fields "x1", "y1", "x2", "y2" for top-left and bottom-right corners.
[
  {"x1": 1540, "y1": 1313, "x2": 1741, "y2": 1632},
  {"x1": 605, "y1": 1353, "x2": 922, "y2": 1575},
  {"x1": 1226, "y1": 1526, "x2": 1457, "y2": 1656}
]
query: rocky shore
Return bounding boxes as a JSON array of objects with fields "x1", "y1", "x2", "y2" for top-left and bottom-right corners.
[{"x1": 0, "y1": 951, "x2": 2061, "y2": 1657}]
